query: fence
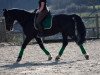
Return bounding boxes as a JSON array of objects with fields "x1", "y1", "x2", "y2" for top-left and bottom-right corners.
[
  {"x1": 0, "y1": 17, "x2": 6, "y2": 42},
  {"x1": 83, "y1": 14, "x2": 100, "y2": 39},
  {"x1": 0, "y1": 14, "x2": 100, "y2": 44}
]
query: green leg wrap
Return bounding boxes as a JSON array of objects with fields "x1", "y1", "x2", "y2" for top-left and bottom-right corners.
[
  {"x1": 59, "y1": 47, "x2": 65, "y2": 56},
  {"x1": 43, "y1": 49, "x2": 50, "y2": 55},
  {"x1": 18, "y1": 48, "x2": 24, "y2": 58},
  {"x1": 79, "y1": 44, "x2": 86, "y2": 54}
]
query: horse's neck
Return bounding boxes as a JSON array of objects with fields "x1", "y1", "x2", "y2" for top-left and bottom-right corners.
[
  {"x1": 14, "y1": 10, "x2": 28, "y2": 24},
  {"x1": 13, "y1": 10, "x2": 34, "y2": 29}
]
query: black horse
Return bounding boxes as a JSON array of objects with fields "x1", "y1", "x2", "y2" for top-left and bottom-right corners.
[{"x1": 3, "y1": 9, "x2": 89, "y2": 62}]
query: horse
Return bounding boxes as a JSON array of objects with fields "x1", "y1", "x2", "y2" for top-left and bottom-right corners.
[{"x1": 3, "y1": 9, "x2": 89, "y2": 62}]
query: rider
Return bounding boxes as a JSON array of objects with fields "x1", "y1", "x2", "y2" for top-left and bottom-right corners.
[{"x1": 36, "y1": 0, "x2": 48, "y2": 37}]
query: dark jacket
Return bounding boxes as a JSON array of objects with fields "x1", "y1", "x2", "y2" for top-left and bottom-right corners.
[{"x1": 39, "y1": 0, "x2": 47, "y2": 11}]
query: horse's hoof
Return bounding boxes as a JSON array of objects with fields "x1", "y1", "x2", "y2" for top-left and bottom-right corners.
[
  {"x1": 48, "y1": 57, "x2": 52, "y2": 61},
  {"x1": 16, "y1": 58, "x2": 21, "y2": 62},
  {"x1": 55, "y1": 56, "x2": 60, "y2": 61},
  {"x1": 85, "y1": 55, "x2": 89, "y2": 60}
]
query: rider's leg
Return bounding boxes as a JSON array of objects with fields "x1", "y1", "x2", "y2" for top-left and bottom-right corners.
[{"x1": 36, "y1": 10, "x2": 48, "y2": 37}]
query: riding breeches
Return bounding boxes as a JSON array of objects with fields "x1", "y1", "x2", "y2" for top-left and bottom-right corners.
[{"x1": 36, "y1": 10, "x2": 48, "y2": 30}]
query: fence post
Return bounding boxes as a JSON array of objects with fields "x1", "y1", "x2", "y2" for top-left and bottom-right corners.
[
  {"x1": 0, "y1": 17, "x2": 6, "y2": 42},
  {"x1": 95, "y1": 14, "x2": 99, "y2": 39}
]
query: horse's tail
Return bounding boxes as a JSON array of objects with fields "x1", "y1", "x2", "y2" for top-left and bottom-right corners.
[{"x1": 72, "y1": 14, "x2": 86, "y2": 45}]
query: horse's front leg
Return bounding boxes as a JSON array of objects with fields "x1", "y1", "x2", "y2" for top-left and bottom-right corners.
[
  {"x1": 35, "y1": 37, "x2": 52, "y2": 61},
  {"x1": 16, "y1": 36, "x2": 33, "y2": 62}
]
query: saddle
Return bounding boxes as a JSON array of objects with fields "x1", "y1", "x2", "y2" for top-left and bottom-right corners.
[{"x1": 34, "y1": 11, "x2": 52, "y2": 30}]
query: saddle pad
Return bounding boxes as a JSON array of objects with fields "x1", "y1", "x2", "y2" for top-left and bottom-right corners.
[
  {"x1": 43, "y1": 14, "x2": 52, "y2": 29},
  {"x1": 34, "y1": 14, "x2": 52, "y2": 30}
]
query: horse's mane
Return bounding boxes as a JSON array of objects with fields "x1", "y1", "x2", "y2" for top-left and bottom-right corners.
[{"x1": 8, "y1": 8, "x2": 32, "y2": 14}]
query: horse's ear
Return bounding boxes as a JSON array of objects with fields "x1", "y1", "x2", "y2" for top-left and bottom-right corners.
[
  {"x1": 3, "y1": 9, "x2": 7, "y2": 12},
  {"x1": 3, "y1": 9, "x2": 8, "y2": 16}
]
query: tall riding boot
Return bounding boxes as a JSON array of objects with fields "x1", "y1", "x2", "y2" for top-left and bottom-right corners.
[{"x1": 37, "y1": 24, "x2": 44, "y2": 37}]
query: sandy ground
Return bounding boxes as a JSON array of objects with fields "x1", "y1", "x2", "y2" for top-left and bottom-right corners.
[{"x1": 0, "y1": 40, "x2": 100, "y2": 75}]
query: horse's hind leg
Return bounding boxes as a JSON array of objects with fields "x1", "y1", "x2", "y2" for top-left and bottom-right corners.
[
  {"x1": 71, "y1": 35, "x2": 89, "y2": 60},
  {"x1": 35, "y1": 37, "x2": 52, "y2": 61},
  {"x1": 16, "y1": 36, "x2": 33, "y2": 62},
  {"x1": 79, "y1": 44, "x2": 89, "y2": 60},
  {"x1": 55, "y1": 34, "x2": 68, "y2": 61}
]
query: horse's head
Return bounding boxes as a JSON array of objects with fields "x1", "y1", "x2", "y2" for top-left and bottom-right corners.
[{"x1": 3, "y1": 9, "x2": 14, "y2": 31}]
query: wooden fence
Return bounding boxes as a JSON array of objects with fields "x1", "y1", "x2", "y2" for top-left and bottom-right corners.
[
  {"x1": 83, "y1": 14, "x2": 100, "y2": 39},
  {"x1": 0, "y1": 17, "x2": 6, "y2": 42},
  {"x1": 0, "y1": 14, "x2": 100, "y2": 44}
]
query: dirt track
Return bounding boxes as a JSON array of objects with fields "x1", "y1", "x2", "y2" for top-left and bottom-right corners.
[{"x1": 0, "y1": 40, "x2": 100, "y2": 75}]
